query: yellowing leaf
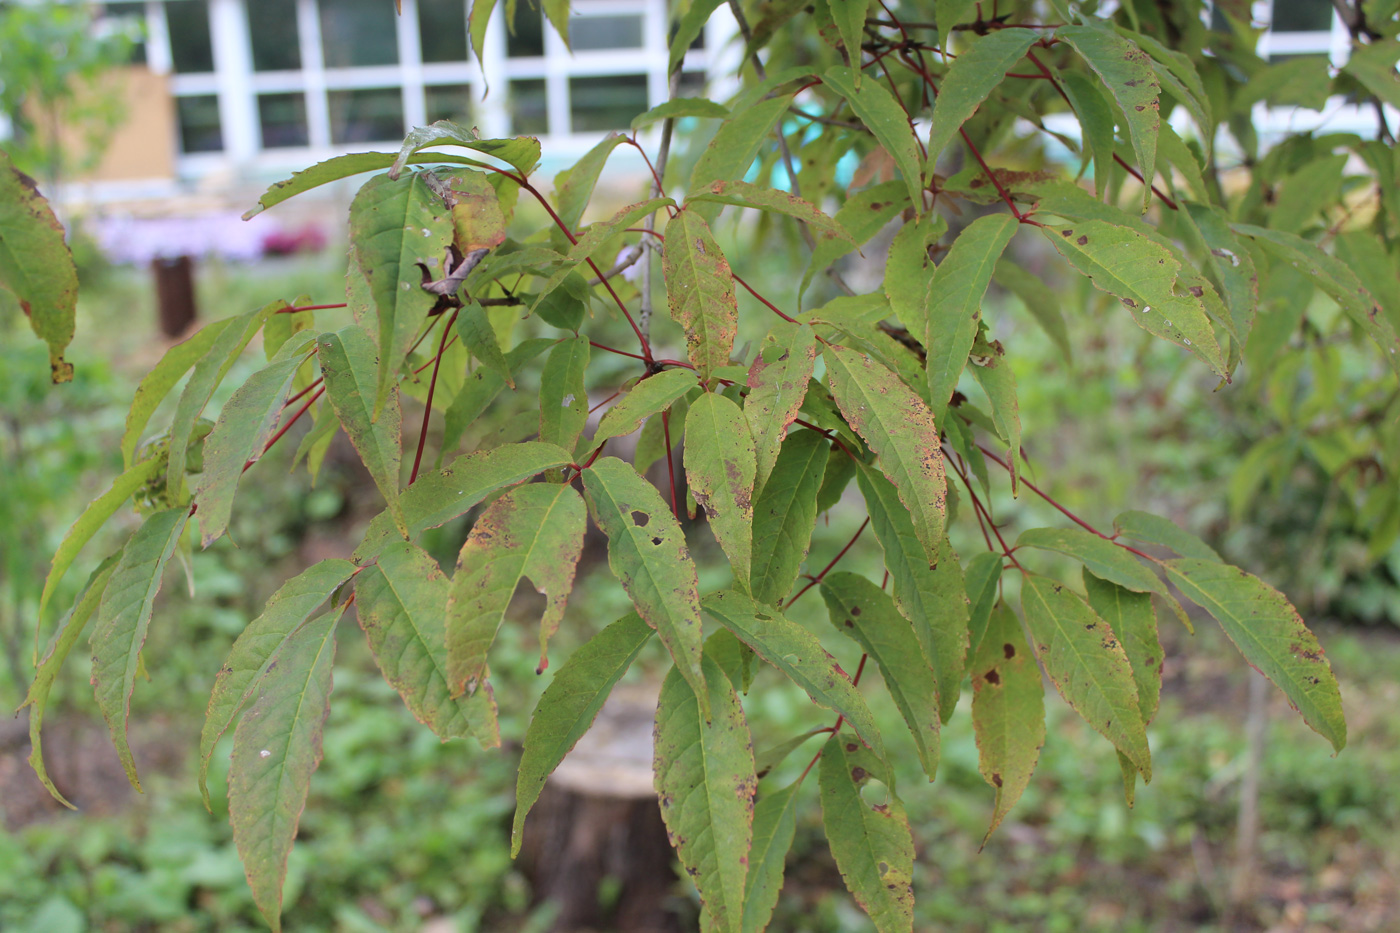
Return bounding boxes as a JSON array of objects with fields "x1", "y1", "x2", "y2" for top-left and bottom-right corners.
[
  {"x1": 1164, "y1": 559, "x2": 1345, "y2": 752},
  {"x1": 355, "y1": 541, "x2": 500, "y2": 747},
  {"x1": 818, "y1": 733, "x2": 913, "y2": 933},
  {"x1": 583, "y1": 457, "x2": 706, "y2": 709},
  {"x1": 825, "y1": 343, "x2": 947, "y2": 561},
  {"x1": 1021, "y1": 574, "x2": 1151, "y2": 779},
  {"x1": 445, "y1": 482, "x2": 585, "y2": 692},
  {"x1": 684, "y1": 392, "x2": 757, "y2": 591},
  {"x1": 746, "y1": 321, "x2": 817, "y2": 490},
  {"x1": 0, "y1": 149, "x2": 77, "y2": 382},
  {"x1": 970, "y1": 601, "x2": 1045, "y2": 842},
  {"x1": 654, "y1": 654, "x2": 757, "y2": 933},
  {"x1": 663, "y1": 209, "x2": 739, "y2": 377}
]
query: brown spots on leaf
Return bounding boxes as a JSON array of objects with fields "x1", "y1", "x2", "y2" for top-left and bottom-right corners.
[
  {"x1": 1121, "y1": 297, "x2": 1138, "y2": 310},
  {"x1": 1061, "y1": 228, "x2": 1074, "y2": 238},
  {"x1": 991, "y1": 772, "x2": 1003, "y2": 787},
  {"x1": 851, "y1": 605, "x2": 861, "y2": 616},
  {"x1": 1003, "y1": 643, "x2": 1015, "y2": 659},
  {"x1": 1076, "y1": 235, "x2": 1089, "y2": 246},
  {"x1": 1189, "y1": 285, "x2": 1204, "y2": 297},
  {"x1": 851, "y1": 766, "x2": 867, "y2": 782},
  {"x1": 984, "y1": 669, "x2": 1001, "y2": 685},
  {"x1": 846, "y1": 742, "x2": 858, "y2": 753}
]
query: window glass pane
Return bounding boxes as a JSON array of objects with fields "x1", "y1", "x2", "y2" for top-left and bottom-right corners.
[
  {"x1": 1271, "y1": 0, "x2": 1332, "y2": 31},
  {"x1": 176, "y1": 94, "x2": 222, "y2": 152},
  {"x1": 248, "y1": 0, "x2": 301, "y2": 70},
  {"x1": 506, "y1": 3, "x2": 544, "y2": 57},
  {"x1": 570, "y1": 74, "x2": 647, "y2": 132},
  {"x1": 167, "y1": 0, "x2": 215, "y2": 73},
  {"x1": 259, "y1": 92, "x2": 310, "y2": 147},
  {"x1": 678, "y1": 70, "x2": 707, "y2": 97},
  {"x1": 571, "y1": 15, "x2": 642, "y2": 50},
  {"x1": 426, "y1": 84, "x2": 473, "y2": 124},
  {"x1": 100, "y1": 2, "x2": 148, "y2": 65},
  {"x1": 508, "y1": 79, "x2": 548, "y2": 134},
  {"x1": 418, "y1": 0, "x2": 468, "y2": 63},
  {"x1": 320, "y1": 0, "x2": 399, "y2": 67},
  {"x1": 329, "y1": 87, "x2": 404, "y2": 143}
]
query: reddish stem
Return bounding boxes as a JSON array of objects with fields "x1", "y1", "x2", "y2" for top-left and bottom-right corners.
[
  {"x1": 279, "y1": 302, "x2": 347, "y2": 314},
  {"x1": 785, "y1": 517, "x2": 871, "y2": 608},
  {"x1": 410, "y1": 307, "x2": 460, "y2": 485},
  {"x1": 732, "y1": 272, "x2": 799, "y2": 323},
  {"x1": 246, "y1": 386, "x2": 324, "y2": 472},
  {"x1": 590, "y1": 340, "x2": 649, "y2": 361}
]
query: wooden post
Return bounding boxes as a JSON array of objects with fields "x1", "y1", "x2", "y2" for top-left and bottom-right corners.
[{"x1": 152, "y1": 255, "x2": 197, "y2": 337}]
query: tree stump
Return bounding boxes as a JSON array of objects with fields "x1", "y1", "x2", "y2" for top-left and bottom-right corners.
[
  {"x1": 152, "y1": 255, "x2": 197, "y2": 337},
  {"x1": 517, "y1": 682, "x2": 684, "y2": 933}
]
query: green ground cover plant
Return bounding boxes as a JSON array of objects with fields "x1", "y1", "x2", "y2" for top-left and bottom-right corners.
[{"x1": 4, "y1": 0, "x2": 1399, "y2": 930}]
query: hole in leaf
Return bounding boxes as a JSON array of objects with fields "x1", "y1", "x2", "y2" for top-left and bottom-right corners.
[{"x1": 631, "y1": 510, "x2": 649, "y2": 527}]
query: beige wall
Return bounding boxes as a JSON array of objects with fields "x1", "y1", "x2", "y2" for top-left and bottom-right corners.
[{"x1": 52, "y1": 66, "x2": 176, "y2": 183}]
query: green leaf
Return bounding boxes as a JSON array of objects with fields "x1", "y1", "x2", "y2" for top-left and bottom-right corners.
[
  {"x1": 884, "y1": 216, "x2": 945, "y2": 337},
  {"x1": 823, "y1": 66, "x2": 925, "y2": 209},
  {"x1": 389, "y1": 121, "x2": 541, "y2": 178},
  {"x1": 243, "y1": 151, "x2": 490, "y2": 219},
  {"x1": 121, "y1": 318, "x2": 235, "y2": 467},
  {"x1": 1059, "y1": 69, "x2": 1116, "y2": 198},
  {"x1": 542, "y1": 0, "x2": 570, "y2": 47},
  {"x1": 1335, "y1": 231, "x2": 1400, "y2": 332},
  {"x1": 1163, "y1": 559, "x2": 1346, "y2": 752},
  {"x1": 228, "y1": 606, "x2": 340, "y2": 933},
  {"x1": 703, "y1": 589, "x2": 884, "y2": 757},
  {"x1": 750, "y1": 429, "x2": 829, "y2": 604},
  {"x1": 469, "y1": 0, "x2": 497, "y2": 74},
  {"x1": 745, "y1": 321, "x2": 817, "y2": 490},
  {"x1": 934, "y1": 0, "x2": 978, "y2": 59},
  {"x1": 1113, "y1": 510, "x2": 1221, "y2": 562},
  {"x1": 348, "y1": 172, "x2": 455, "y2": 416},
  {"x1": 455, "y1": 303, "x2": 514, "y2": 387},
  {"x1": 654, "y1": 654, "x2": 757, "y2": 933},
  {"x1": 970, "y1": 601, "x2": 1045, "y2": 842},
  {"x1": 1016, "y1": 526, "x2": 1166, "y2": 596},
  {"x1": 582, "y1": 456, "x2": 706, "y2": 709},
  {"x1": 23, "y1": 551, "x2": 123, "y2": 808},
  {"x1": 1083, "y1": 571, "x2": 1160, "y2": 726},
  {"x1": 663, "y1": 209, "x2": 740, "y2": 378},
  {"x1": 539, "y1": 336, "x2": 590, "y2": 452},
  {"x1": 1342, "y1": 38, "x2": 1400, "y2": 111},
  {"x1": 512, "y1": 611, "x2": 653, "y2": 855},
  {"x1": 36, "y1": 458, "x2": 160, "y2": 636},
  {"x1": 440, "y1": 337, "x2": 554, "y2": 456},
  {"x1": 826, "y1": 0, "x2": 869, "y2": 69},
  {"x1": 1232, "y1": 224, "x2": 1400, "y2": 379},
  {"x1": 964, "y1": 551, "x2": 1003, "y2": 658},
  {"x1": 1020, "y1": 574, "x2": 1151, "y2": 778},
  {"x1": 685, "y1": 180, "x2": 853, "y2": 247},
  {"x1": 89, "y1": 508, "x2": 190, "y2": 791},
  {"x1": 925, "y1": 214, "x2": 1019, "y2": 424},
  {"x1": 1041, "y1": 220, "x2": 1226, "y2": 376},
  {"x1": 818, "y1": 733, "x2": 913, "y2": 933},
  {"x1": 199, "y1": 559, "x2": 356, "y2": 806},
  {"x1": 1184, "y1": 202, "x2": 1258, "y2": 345},
  {"x1": 992, "y1": 259, "x2": 1072, "y2": 365},
  {"x1": 167, "y1": 302, "x2": 281, "y2": 500},
  {"x1": 803, "y1": 180, "x2": 908, "y2": 297},
  {"x1": 318, "y1": 327, "x2": 405, "y2": 534},
  {"x1": 825, "y1": 343, "x2": 947, "y2": 559},
  {"x1": 529, "y1": 198, "x2": 675, "y2": 311},
  {"x1": 821, "y1": 573, "x2": 941, "y2": 780},
  {"x1": 354, "y1": 541, "x2": 500, "y2": 747},
  {"x1": 741, "y1": 781, "x2": 802, "y2": 933},
  {"x1": 593, "y1": 368, "x2": 701, "y2": 447},
  {"x1": 445, "y1": 483, "x2": 586, "y2": 691},
  {"x1": 353, "y1": 441, "x2": 573, "y2": 563},
  {"x1": 553, "y1": 133, "x2": 628, "y2": 230},
  {"x1": 688, "y1": 95, "x2": 795, "y2": 209},
  {"x1": 1058, "y1": 23, "x2": 1161, "y2": 212},
  {"x1": 0, "y1": 149, "x2": 77, "y2": 382},
  {"x1": 855, "y1": 463, "x2": 968, "y2": 722},
  {"x1": 669, "y1": 0, "x2": 725, "y2": 72},
  {"x1": 685, "y1": 393, "x2": 757, "y2": 591},
  {"x1": 924, "y1": 29, "x2": 1038, "y2": 171},
  {"x1": 194, "y1": 334, "x2": 317, "y2": 546},
  {"x1": 632, "y1": 97, "x2": 731, "y2": 132}
]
